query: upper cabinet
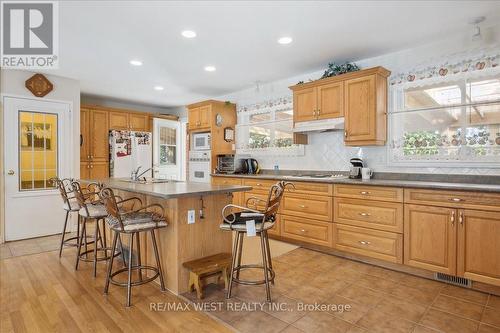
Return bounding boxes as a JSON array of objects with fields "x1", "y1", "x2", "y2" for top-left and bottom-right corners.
[
  {"x1": 188, "y1": 104, "x2": 211, "y2": 131},
  {"x1": 290, "y1": 66, "x2": 390, "y2": 146},
  {"x1": 109, "y1": 110, "x2": 150, "y2": 131}
]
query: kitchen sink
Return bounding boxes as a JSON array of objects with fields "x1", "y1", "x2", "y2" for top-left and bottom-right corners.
[{"x1": 118, "y1": 178, "x2": 173, "y2": 184}]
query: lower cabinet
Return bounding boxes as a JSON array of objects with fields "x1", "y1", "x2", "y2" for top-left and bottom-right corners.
[
  {"x1": 281, "y1": 215, "x2": 332, "y2": 247},
  {"x1": 333, "y1": 224, "x2": 403, "y2": 263},
  {"x1": 81, "y1": 161, "x2": 109, "y2": 179},
  {"x1": 404, "y1": 204, "x2": 456, "y2": 274},
  {"x1": 458, "y1": 209, "x2": 500, "y2": 286}
]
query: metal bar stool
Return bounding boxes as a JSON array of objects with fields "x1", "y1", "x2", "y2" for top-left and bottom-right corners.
[
  {"x1": 72, "y1": 181, "x2": 127, "y2": 277},
  {"x1": 220, "y1": 181, "x2": 294, "y2": 302},
  {"x1": 100, "y1": 187, "x2": 167, "y2": 307},
  {"x1": 51, "y1": 178, "x2": 83, "y2": 257}
]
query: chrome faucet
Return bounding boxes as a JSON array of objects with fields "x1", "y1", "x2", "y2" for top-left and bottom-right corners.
[{"x1": 131, "y1": 166, "x2": 153, "y2": 181}]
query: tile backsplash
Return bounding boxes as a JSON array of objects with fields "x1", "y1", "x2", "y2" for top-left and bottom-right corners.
[{"x1": 239, "y1": 131, "x2": 500, "y2": 176}]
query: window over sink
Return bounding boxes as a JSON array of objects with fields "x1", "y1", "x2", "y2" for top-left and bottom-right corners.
[{"x1": 389, "y1": 54, "x2": 500, "y2": 166}]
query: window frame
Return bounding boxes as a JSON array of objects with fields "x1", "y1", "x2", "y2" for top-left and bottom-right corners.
[{"x1": 387, "y1": 67, "x2": 500, "y2": 168}]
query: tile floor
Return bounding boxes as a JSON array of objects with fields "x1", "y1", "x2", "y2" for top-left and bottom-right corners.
[
  {"x1": 0, "y1": 233, "x2": 73, "y2": 259},
  {"x1": 182, "y1": 248, "x2": 500, "y2": 333}
]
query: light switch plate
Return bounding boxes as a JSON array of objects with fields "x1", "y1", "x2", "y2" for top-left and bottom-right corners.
[{"x1": 187, "y1": 210, "x2": 195, "y2": 224}]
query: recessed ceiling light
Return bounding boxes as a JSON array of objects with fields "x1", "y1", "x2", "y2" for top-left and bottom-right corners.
[
  {"x1": 278, "y1": 36, "x2": 293, "y2": 45},
  {"x1": 129, "y1": 59, "x2": 143, "y2": 66},
  {"x1": 204, "y1": 65, "x2": 216, "y2": 72},
  {"x1": 181, "y1": 30, "x2": 197, "y2": 38},
  {"x1": 154, "y1": 86, "x2": 164, "y2": 91}
]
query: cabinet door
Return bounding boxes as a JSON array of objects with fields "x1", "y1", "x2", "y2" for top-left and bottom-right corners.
[
  {"x1": 458, "y1": 209, "x2": 500, "y2": 286},
  {"x1": 404, "y1": 205, "x2": 456, "y2": 274},
  {"x1": 293, "y1": 87, "x2": 317, "y2": 122},
  {"x1": 109, "y1": 111, "x2": 129, "y2": 130},
  {"x1": 344, "y1": 74, "x2": 376, "y2": 142},
  {"x1": 188, "y1": 107, "x2": 200, "y2": 130},
  {"x1": 317, "y1": 82, "x2": 343, "y2": 119},
  {"x1": 129, "y1": 113, "x2": 149, "y2": 131},
  {"x1": 89, "y1": 110, "x2": 109, "y2": 162},
  {"x1": 80, "y1": 162, "x2": 90, "y2": 179},
  {"x1": 198, "y1": 105, "x2": 211, "y2": 129},
  {"x1": 80, "y1": 108, "x2": 90, "y2": 161},
  {"x1": 90, "y1": 162, "x2": 109, "y2": 179}
]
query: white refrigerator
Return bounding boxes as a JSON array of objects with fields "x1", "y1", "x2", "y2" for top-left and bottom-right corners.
[{"x1": 109, "y1": 130, "x2": 152, "y2": 178}]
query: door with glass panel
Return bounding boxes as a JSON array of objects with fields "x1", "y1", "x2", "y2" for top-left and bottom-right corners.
[
  {"x1": 153, "y1": 118, "x2": 184, "y2": 180},
  {"x1": 3, "y1": 97, "x2": 71, "y2": 241}
]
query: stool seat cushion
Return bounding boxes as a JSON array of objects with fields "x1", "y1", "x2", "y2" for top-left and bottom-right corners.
[
  {"x1": 63, "y1": 199, "x2": 80, "y2": 211},
  {"x1": 79, "y1": 204, "x2": 108, "y2": 218},
  {"x1": 106, "y1": 211, "x2": 168, "y2": 232},
  {"x1": 219, "y1": 221, "x2": 275, "y2": 232}
]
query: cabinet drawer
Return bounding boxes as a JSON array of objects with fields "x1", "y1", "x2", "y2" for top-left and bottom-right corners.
[
  {"x1": 282, "y1": 193, "x2": 332, "y2": 222},
  {"x1": 244, "y1": 192, "x2": 271, "y2": 212},
  {"x1": 288, "y1": 181, "x2": 333, "y2": 196},
  {"x1": 333, "y1": 224, "x2": 403, "y2": 263},
  {"x1": 243, "y1": 179, "x2": 277, "y2": 193},
  {"x1": 282, "y1": 216, "x2": 332, "y2": 247},
  {"x1": 212, "y1": 177, "x2": 243, "y2": 186},
  {"x1": 405, "y1": 188, "x2": 500, "y2": 211},
  {"x1": 334, "y1": 198, "x2": 403, "y2": 233},
  {"x1": 334, "y1": 184, "x2": 403, "y2": 202}
]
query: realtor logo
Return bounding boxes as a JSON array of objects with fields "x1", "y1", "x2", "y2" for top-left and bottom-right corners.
[{"x1": 1, "y1": 1, "x2": 59, "y2": 68}]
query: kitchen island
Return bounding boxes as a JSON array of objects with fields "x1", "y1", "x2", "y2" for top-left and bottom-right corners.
[{"x1": 93, "y1": 178, "x2": 251, "y2": 294}]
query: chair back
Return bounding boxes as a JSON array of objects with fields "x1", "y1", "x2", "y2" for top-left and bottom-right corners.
[
  {"x1": 262, "y1": 181, "x2": 294, "y2": 222},
  {"x1": 51, "y1": 178, "x2": 77, "y2": 210},
  {"x1": 100, "y1": 187, "x2": 124, "y2": 231},
  {"x1": 71, "y1": 180, "x2": 92, "y2": 216}
]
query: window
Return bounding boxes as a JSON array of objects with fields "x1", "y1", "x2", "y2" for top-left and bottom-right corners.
[
  {"x1": 236, "y1": 98, "x2": 298, "y2": 153},
  {"x1": 19, "y1": 111, "x2": 58, "y2": 190},
  {"x1": 390, "y1": 72, "x2": 500, "y2": 165},
  {"x1": 159, "y1": 126, "x2": 176, "y2": 165}
]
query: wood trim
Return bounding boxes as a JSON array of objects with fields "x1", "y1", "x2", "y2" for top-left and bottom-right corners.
[
  {"x1": 289, "y1": 66, "x2": 391, "y2": 90},
  {"x1": 187, "y1": 100, "x2": 235, "y2": 109}
]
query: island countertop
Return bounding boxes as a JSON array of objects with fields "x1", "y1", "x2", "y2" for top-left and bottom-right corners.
[{"x1": 86, "y1": 178, "x2": 252, "y2": 199}]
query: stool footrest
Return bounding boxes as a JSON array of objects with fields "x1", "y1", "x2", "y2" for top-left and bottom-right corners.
[
  {"x1": 109, "y1": 265, "x2": 160, "y2": 287},
  {"x1": 78, "y1": 247, "x2": 121, "y2": 262},
  {"x1": 230, "y1": 264, "x2": 275, "y2": 286}
]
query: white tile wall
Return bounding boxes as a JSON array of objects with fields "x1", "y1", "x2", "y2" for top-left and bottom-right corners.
[{"x1": 217, "y1": 24, "x2": 500, "y2": 176}]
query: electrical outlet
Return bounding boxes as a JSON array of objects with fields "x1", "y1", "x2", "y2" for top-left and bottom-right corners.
[{"x1": 187, "y1": 210, "x2": 195, "y2": 224}]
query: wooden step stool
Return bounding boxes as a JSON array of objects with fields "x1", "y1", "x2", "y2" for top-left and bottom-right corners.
[{"x1": 183, "y1": 253, "x2": 232, "y2": 299}]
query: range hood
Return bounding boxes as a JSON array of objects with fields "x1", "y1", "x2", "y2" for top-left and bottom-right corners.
[{"x1": 292, "y1": 117, "x2": 345, "y2": 133}]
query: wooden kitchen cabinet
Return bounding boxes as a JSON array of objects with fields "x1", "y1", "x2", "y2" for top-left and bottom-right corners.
[
  {"x1": 89, "y1": 161, "x2": 109, "y2": 179},
  {"x1": 344, "y1": 72, "x2": 388, "y2": 145},
  {"x1": 109, "y1": 111, "x2": 129, "y2": 130},
  {"x1": 458, "y1": 209, "x2": 500, "y2": 286},
  {"x1": 80, "y1": 108, "x2": 90, "y2": 161},
  {"x1": 290, "y1": 67, "x2": 390, "y2": 146},
  {"x1": 129, "y1": 113, "x2": 150, "y2": 131},
  {"x1": 80, "y1": 162, "x2": 90, "y2": 179},
  {"x1": 188, "y1": 105, "x2": 211, "y2": 131},
  {"x1": 404, "y1": 204, "x2": 457, "y2": 275},
  {"x1": 89, "y1": 109, "x2": 109, "y2": 162}
]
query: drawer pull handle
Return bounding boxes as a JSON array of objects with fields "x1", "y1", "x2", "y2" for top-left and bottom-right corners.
[
  {"x1": 359, "y1": 240, "x2": 371, "y2": 245},
  {"x1": 459, "y1": 211, "x2": 464, "y2": 225},
  {"x1": 299, "y1": 205, "x2": 306, "y2": 208},
  {"x1": 450, "y1": 198, "x2": 463, "y2": 202},
  {"x1": 256, "y1": 183, "x2": 262, "y2": 186},
  {"x1": 300, "y1": 229, "x2": 307, "y2": 233},
  {"x1": 451, "y1": 211, "x2": 455, "y2": 225},
  {"x1": 360, "y1": 191, "x2": 370, "y2": 195},
  {"x1": 359, "y1": 212, "x2": 371, "y2": 217}
]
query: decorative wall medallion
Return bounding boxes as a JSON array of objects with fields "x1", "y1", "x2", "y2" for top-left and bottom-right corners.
[
  {"x1": 438, "y1": 68, "x2": 448, "y2": 76},
  {"x1": 25, "y1": 74, "x2": 53, "y2": 97},
  {"x1": 215, "y1": 113, "x2": 223, "y2": 127}
]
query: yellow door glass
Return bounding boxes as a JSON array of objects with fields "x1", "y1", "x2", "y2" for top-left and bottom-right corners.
[{"x1": 19, "y1": 112, "x2": 58, "y2": 190}]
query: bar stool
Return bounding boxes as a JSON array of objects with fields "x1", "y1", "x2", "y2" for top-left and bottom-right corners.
[
  {"x1": 100, "y1": 187, "x2": 167, "y2": 307},
  {"x1": 72, "y1": 181, "x2": 125, "y2": 277},
  {"x1": 220, "y1": 181, "x2": 293, "y2": 302},
  {"x1": 51, "y1": 178, "x2": 82, "y2": 257}
]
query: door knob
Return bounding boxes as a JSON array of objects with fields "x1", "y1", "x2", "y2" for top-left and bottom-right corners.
[{"x1": 7, "y1": 170, "x2": 15, "y2": 175}]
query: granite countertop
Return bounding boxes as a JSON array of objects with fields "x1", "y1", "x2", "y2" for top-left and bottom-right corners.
[
  {"x1": 83, "y1": 178, "x2": 252, "y2": 199},
  {"x1": 211, "y1": 172, "x2": 500, "y2": 193}
]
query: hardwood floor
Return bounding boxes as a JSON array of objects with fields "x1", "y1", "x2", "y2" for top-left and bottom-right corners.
[{"x1": 0, "y1": 249, "x2": 232, "y2": 333}]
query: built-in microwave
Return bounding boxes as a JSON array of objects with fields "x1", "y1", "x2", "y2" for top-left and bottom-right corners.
[{"x1": 192, "y1": 132, "x2": 211, "y2": 150}]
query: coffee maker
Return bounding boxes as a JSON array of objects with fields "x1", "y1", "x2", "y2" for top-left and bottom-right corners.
[{"x1": 349, "y1": 158, "x2": 364, "y2": 179}]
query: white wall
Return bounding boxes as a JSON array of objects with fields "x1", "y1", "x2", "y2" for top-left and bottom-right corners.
[
  {"x1": 218, "y1": 23, "x2": 500, "y2": 175},
  {"x1": 0, "y1": 69, "x2": 80, "y2": 242}
]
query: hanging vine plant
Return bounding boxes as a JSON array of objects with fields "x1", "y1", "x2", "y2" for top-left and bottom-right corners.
[{"x1": 297, "y1": 61, "x2": 360, "y2": 84}]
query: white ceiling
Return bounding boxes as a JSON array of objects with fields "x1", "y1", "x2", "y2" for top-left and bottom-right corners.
[{"x1": 48, "y1": 1, "x2": 500, "y2": 107}]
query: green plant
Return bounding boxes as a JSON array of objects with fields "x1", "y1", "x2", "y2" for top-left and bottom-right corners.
[{"x1": 321, "y1": 62, "x2": 359, "y2": 79}]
